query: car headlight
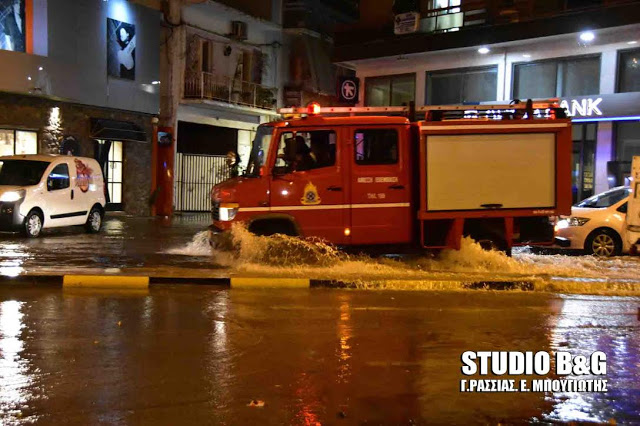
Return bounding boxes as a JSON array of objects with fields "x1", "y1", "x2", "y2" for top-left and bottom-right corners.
[
  {"x1": 567, "y1": 217, "x2": 590, "y2": 227},
  {"x1": 555, "y1": 219, "x2": 569, "y2": 231},
  {"x1": 218, "y1": 203, "x2": 239, "y2": 221},
  {"x1": 0, "y1": 190, "x2": 26, "y2": 202}
]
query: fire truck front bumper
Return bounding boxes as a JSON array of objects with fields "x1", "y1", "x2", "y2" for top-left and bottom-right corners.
[
  {"x1": 208, "y1": 224, "x2": 224, "y2": 248},
  {"x1": 207, "y1": 223, "x2": 236, "y2": 250}
]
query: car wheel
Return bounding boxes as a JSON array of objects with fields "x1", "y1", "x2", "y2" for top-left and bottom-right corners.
[
  {"x1": 585, "y1": 229, "x2": 621, "y2": 257},
  {"x1": 23, "y1": 210, "x2": 43, "y2": 238},
  {"x1": 85, "y1": 207, "x2": 102, "y2": 233}
]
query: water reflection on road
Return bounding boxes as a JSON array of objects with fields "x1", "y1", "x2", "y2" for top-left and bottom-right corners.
[
  {"x1": 546, "y1": 295, "x2": 640, "y2": 423},
  {"x1": 0, "y1": 288, "x2": 637, "y2": 424}
]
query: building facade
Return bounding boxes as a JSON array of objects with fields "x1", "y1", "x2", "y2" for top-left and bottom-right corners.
[
  {"x1": 335, "y1": 0, "x2": 640, "y2": 203},
  {"x1": 0, "y1": 0, "x2": 161, "y2": 215},
  {"x1": 157, "y1": 0, "x2": 283, "y2": 212},
  {"x1": 162, "y1": 0, "x2": 359, "y2": 212}
]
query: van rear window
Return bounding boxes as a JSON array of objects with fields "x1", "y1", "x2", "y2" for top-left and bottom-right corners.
[{"x1": 0, "y1": 160, "x2": 50, "y2": 186}]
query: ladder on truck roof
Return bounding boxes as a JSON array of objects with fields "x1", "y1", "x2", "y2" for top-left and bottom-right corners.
[{"x1": 277, "y1": 99, "x2": 568, "y2": 122}]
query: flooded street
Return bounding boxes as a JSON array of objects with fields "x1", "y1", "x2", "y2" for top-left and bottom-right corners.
[
  {"x1": 0, "y1": 215, "x2": 638, "y2": 423},
  {"x1": 0, "y1": 214, "x2": 222, "y2": 277},
  {"x1": 0, "y1": 288, "x2": 638, "y2": 424},
  {"x1": 0, "y1": 214, "x2": 639, "y2": 292}
]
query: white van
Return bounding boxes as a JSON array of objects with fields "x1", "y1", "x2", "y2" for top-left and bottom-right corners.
[{"x1": 0, "y1": 155, "x2": 106, "y2": 237}]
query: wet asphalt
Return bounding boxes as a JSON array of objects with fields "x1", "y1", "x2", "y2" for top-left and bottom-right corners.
[
  {"x1": 0, "y1": 215, "x2": 638, "y2": 424},
  {"x1": 0, "y1": 213, "x2": 219, "y2": 276},
  {"x1": 0, "y1": 289, "x2": 638, "y2": 425}
]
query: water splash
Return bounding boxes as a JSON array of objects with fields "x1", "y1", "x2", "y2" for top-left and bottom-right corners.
[
  {"x1": 165, "y1": 225, "x2": 640, "y2": 287},
  {"x1": 164, "y1": 231, "x2": 212, "y2": 257},
  {"x1": 216, "y1": 223, "x2": 346, "y2": 267}
]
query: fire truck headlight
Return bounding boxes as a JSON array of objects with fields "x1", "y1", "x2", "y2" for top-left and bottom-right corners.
[{"x1": 219, "y1": 203, "x2": 239, "y2": 221}]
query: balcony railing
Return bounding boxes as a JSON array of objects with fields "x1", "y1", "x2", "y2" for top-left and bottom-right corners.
[{"x1": 184, "y1": 72, "x2": 278, "y2": 111}]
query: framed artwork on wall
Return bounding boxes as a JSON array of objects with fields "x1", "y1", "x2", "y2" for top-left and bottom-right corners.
[
  {"x1": 107, "y1": 17, "x2": 136, "y2": 80},
  {"x1": 0, "y1": 0, "x2": 25, "y2": 52}
]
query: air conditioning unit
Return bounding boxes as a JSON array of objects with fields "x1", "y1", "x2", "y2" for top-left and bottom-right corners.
[{"x1": 230, "y1": 21, "x2": 248, "y2": 40}]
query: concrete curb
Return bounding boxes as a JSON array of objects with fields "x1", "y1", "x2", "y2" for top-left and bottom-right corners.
[{"x1": 0, "y1": 274, "x2": 535, "y2": 291}]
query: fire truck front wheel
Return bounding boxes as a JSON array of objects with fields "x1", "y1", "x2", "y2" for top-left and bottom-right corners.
[{"x1": 249, "y1": 219, "x2": 298, "y2": 237}]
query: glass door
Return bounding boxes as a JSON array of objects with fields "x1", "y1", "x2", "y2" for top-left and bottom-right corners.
[
  {"x1": 571, "y1": 124, "x2": 596, "y2": 204},
  {"x1": 106, "y1": 141, "x2": 123, "y2": 210}
]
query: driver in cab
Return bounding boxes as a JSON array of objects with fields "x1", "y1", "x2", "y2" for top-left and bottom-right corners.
[{"x1": 281, "y1": 135, "x2": 316, "y2": 172}]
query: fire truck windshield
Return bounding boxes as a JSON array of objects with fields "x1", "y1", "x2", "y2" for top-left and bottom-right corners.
[{"x1": 245, "y1": 125, "x2": 274, "y2": 177}]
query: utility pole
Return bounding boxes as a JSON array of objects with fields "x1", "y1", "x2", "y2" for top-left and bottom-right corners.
[
  {"x1": 159, "y1": 0, "x2": 184, "y2": 130},
  {"x1": 153, "y1": 0, "x2": 184, "y2": 216}
]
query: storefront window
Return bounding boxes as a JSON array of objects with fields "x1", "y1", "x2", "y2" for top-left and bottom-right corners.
[
  {"x1": 15, "y1": 131, "x2": 38, "y2": 154},
  {"x1": 513, "y1": 56, "x2": 600, "y2": 99},
  {"x1": 616, "y1": 121, "x2": 640, "y2": 162},
  {"x1": 365, "y1": 74, "x2": 415, "y2": 106},
  {"x1": 572, "y1": 124, "x2": 596, "y2": 203},
  {"x1": 426, "y1": 66, "x2": 497, "y2": 105},
  {"x1": 0, "y1": 129, "x2": 38, "y2": 156},
  {"x1": 617, "y1": 49, "x2": 640, "y2": 93}
]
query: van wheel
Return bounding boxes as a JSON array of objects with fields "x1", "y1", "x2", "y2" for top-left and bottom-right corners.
[
  {"x1": 85, "y1": 208, "x2": 102, "y2": 233},
  {"x1": 23, "y1": 210, "x2": 43, "y2": 238}
]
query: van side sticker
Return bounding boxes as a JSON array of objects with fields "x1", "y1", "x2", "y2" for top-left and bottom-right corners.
[
  {"x1": 74, "y1": 159, "x2": 94, "y2": 193},
  {"x1": 301, "y1": 182, "x2": 321, "y2": 205}
]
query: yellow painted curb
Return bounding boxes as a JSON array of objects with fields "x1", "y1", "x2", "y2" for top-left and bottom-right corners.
[
  {"x1": 63, "y1": 275, "x2": 149, "y2": 289},
  {"x1": 230, "y1": 277, "x2": 310, "y2": 288}
]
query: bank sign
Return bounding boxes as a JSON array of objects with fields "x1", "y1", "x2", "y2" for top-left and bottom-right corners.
[{"x1": 559, "y1": 92, "x2": 640, "y2": 120}]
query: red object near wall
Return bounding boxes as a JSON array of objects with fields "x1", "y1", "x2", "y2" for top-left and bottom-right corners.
[{"x1": 154, "y1": 126, "x2": 175, "y2": 216}]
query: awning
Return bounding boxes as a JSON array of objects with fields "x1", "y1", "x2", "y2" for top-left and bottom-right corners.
[{"x1": 90, "y1": 118, "x2": 147, "y2": 143}]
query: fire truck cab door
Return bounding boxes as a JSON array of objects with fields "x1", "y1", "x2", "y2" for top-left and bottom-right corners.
[
  {"x1": 349, "y1": 126, "x2": 412, "y2": 244},
  {"x1": 269, "y1": 128, "x2": 348, "y2": 244}
]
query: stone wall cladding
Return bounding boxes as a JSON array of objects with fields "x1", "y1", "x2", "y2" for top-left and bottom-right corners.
[{"x1": 0, "y1": 92, "x2": 154, "y2": 216}]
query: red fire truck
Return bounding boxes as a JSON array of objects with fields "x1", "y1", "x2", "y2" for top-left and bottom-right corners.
[{"x1": 209, "y1": 101, "x2": 572, "y2": 254}]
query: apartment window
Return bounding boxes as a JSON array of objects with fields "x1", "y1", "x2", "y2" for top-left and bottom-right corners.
[
  {"x1": 513, "y1": 56, "x2": 600, "y2": 99},
  {"x1": 428, "y1": 0, "x2": 461, "y2": 8},
  {"x1": 422, "y1": 0, "x2": 463, "y2": 33},
  {"x1": 365, "y1": 74, "x2": 415, "y2": 107},
  {"x1": 617, "y1": 49, "x2": 640, "y2": 93},
  {"x1": 200, "y1": 39, "x2": 213, "y2": 73},
  {"x1": 616, "y1": 122, "x2": 640, "y2": 162},
  {"x1": 0, "y1": 129, "x2": 38, "y2": 156},
  {"x1": 426, "y1": 66, "x2": 497, "y2": 105}
]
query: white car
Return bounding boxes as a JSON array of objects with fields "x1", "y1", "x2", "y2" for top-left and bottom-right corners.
[
  {"x1": 554, "y1": 186, "x2": 632, "y2": 257},
  {"x1": 0, "y1": 155, "x2": 106, "y2": 237}
]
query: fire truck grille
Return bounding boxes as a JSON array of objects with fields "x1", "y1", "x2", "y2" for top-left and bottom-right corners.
[{"x1": 211, "y1": 203, "x2": 220, "y2": 221}]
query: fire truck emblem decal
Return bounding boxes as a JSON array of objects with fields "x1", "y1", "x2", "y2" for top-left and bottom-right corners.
[{"x1": 301, "y1": 182, "x2": 321, "y2": 205}]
